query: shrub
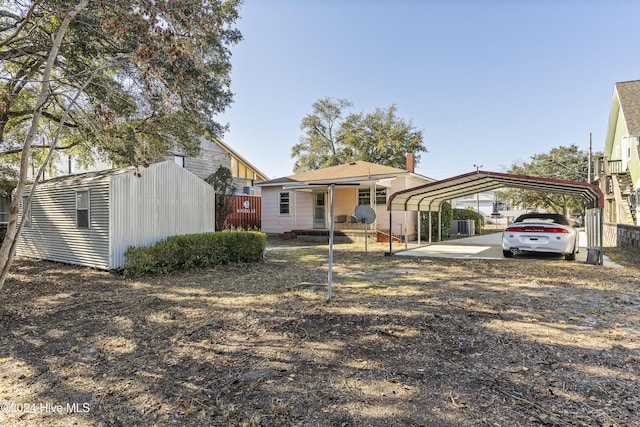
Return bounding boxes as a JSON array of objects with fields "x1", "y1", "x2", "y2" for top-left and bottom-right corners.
[
  {"x1": 123, "y1": 230, "x2": 266, "y2": 278},
  {"x1": 420, "y1": 202, "x2": 453, "y2": 241}
]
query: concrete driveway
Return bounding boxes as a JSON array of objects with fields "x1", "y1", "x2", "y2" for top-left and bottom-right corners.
[{"x1": 396, "y1": 231, "x2": 591, "y2": 262}]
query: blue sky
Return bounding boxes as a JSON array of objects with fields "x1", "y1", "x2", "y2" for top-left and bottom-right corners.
[{"x1": 218, "y1": 0, "x2": 640, "y2": 181}]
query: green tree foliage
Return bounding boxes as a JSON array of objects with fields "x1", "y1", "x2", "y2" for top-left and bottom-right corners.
[
  {"x1": 0, "y1": 0, "x2": 242, "y2": 289},
  {"x1": 1, "y1": 0, "x2": 242, "y2": 167},
  {"x1": 290, "y1": 98, "x2": 352, "y2": 171},
  {"x1": 496, "y1": 145, "x2": 591, "y2": 216},
  {"x1": 291, "y1": 97, "x2": 426, "y2": 172},
  {"x1": 420, "y1": 201, "x2": 452, "y2": 242},
  {"x1": 205, "y1": 166, "x2": 236, "y2": 230}
]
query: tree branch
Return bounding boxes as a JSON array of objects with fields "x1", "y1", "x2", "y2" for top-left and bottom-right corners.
[
  {"x1": 0, "y1": 0, "x2": 41, "y2": 49},
  {"x1": 0, "y1": 0, "x2": 89, "y2": 291},
  {"x1": 0, "y1": 140, "x2": 85, "y2": 156}
]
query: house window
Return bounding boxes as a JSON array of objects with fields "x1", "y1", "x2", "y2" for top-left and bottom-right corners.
[
  {"x1": 76, "y1": 190, "x2": 90, "y2": 228},
  {"x1": 358, "y1": 189, "x2": 370, "y2": 205},
  {"x1": 358, "y1": 188, "x2": 387, "y2": 205},
  {"x1": 174, "y1": 155, "x2": 185, "y2": 167},
  {"x1": 279, "y1": 192, "x2": 290, "y2": 215},
  {"x1": 22, "y1": 196, "x2": 31, "y2": 227}
]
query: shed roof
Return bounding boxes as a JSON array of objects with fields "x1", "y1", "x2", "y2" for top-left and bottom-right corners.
[
  {"x1": 31, "y1": 164, "x2": 136, "y2": 189},
  {"x1": 388, "y1": 170, "x2": 604, "y2": 211}
]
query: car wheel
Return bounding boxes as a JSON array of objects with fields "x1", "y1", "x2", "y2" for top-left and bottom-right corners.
[
  {"x1": 565, "y1": 246, "x2": 576, "y2": 261},
  {"x1": 503, "y1": 250, "x2": 513, "y2": 258}
]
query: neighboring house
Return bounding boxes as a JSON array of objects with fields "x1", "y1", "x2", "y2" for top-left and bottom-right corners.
[
  {"x1": 595, "y1": 80, "x2": 640, "y2": 225},
  {"x1": 26, "y1": 137, "x2": 268, "y2": 196},
  {"x1": 16, "y1": 161, "x2": 215, "y2": 269},
  {"x1": 257, "y1": 156, "x2": 434, "y2": 240},
  {"x1": 453, "y1": 191, "x2": 523, "y2": 225},
  {"x1": 171, "y1": 138, "x2": 268, "y2": 195},
  {"x1": 453, "y1": 191, "x2": 497, "y2": 217}
]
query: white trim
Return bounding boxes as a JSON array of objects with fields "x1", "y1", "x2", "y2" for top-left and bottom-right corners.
[{"x1": 76, "y1": 190, "x2": 90, "y2": 229}]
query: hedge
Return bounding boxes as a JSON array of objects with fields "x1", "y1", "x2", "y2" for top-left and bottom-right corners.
[
  {"x1": 420, "y1": 202, "x2": 453, "y2": 241},
  {"x1": 123, "y1": 230, "x2": 266, "y2": 278}
]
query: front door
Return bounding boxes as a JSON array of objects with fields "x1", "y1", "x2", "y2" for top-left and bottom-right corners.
[{"x1": 313, "y1": 192, "x2": 326, "y2": 228}]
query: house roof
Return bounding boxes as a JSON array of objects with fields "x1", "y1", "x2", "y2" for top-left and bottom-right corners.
[
  {"x1": 213, "y1": 138, "x2": 269, "y2": 181},
  {"x1": 615, "y1": 80, "x2": 640, "y2": 136},
  {"x1": 258, "y1": 161, "x2": 423, "y2": 187}
]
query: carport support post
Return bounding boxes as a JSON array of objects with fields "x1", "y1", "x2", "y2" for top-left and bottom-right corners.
[
  {"x1": 404, "y1": 211, "x2": 408, "y2": 250},
  {"x1": 417, "y1": 210, "x2": 421, "y2": 245},
  {"x1": 438, "y1": 207, "x2": 442, "y2": 242},
  {"x1": 388, "y1": 210, "x2": 393, "y2": 255}
]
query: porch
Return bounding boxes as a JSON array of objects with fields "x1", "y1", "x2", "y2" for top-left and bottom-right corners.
[{"x1": 290, "y1": 227, "x2": 404, "y2": 244}]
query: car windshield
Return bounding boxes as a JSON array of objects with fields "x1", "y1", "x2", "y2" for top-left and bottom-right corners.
[
  {"x1": 520, "y1": 218, "x2": 556, "y2": 223},
  {"x1": 513, "y1": 213, "x2": 570, "y2": 225}
]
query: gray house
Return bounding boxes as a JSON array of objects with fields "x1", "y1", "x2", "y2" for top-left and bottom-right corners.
[
  {"x1": 31, "y1": 137, "x2": 269, "y2": 195},
  {"x1": 172, "y1": 138, "x2": 269, "y2": 195},
  {"x1": 16, "y1": 161, "x2": 215, "y2": 269}
]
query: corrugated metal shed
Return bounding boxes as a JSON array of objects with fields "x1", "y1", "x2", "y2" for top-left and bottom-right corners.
[{"x1": 17, "y1": 161, "x2": 215, "y2": 269}]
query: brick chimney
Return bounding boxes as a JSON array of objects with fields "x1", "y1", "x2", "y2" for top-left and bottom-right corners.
[{"x1": 406, "y1": 153, "x2": 415, "y2": 173}]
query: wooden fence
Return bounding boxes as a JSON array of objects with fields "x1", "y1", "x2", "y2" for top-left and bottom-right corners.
[{"x1": 222, "y1": 195, "x2": 261, "y2": 230}]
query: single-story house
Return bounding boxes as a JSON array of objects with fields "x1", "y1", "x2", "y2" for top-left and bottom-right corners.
[
  {"x1": 16, "y1": 160, "x2": 215, "y2": 269},
  {"x1": 257, "y1": 156, "x2": 434, "y2": 240}
]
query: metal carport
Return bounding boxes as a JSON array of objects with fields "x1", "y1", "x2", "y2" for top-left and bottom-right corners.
[{"x1": 386, "y1": 170, "x2": 605, "y2": 265}]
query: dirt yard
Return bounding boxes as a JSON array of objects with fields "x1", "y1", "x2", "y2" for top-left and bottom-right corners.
[{"x1": 1, "y1": 238, "x2": 639, "y2": 426}]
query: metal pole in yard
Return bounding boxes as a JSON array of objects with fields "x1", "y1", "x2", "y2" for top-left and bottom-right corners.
[
  {"x1": 365, "y1": 222, "x2": 368, "y2": 253},
  {"x1": 328, "y1": 184, "x2": 335, "y2": 300}
]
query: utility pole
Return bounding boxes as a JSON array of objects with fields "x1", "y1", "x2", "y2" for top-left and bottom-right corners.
[
  {"x1": 587, "y1": 132, "x2": 592, "y2": 184},
  {"x1": 474, "y1": 164, "x2": 483, "y2": 214}
]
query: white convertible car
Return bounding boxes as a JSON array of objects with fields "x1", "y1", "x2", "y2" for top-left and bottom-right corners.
[{"x1": 502, "y1": 213, "x2": 580, "y2": 260}]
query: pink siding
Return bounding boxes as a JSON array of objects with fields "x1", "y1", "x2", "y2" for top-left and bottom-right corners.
[{"x1": 260, "y1": 174, "x2": 429, "y2": 237}]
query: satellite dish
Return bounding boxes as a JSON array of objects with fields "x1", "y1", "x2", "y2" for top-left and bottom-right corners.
[
  {"x1": 354, "y1": 205, "x2": 376, "y2": 253},
  {"x1": 354, "y1": 205, "x2": 376, "y2": 224}
]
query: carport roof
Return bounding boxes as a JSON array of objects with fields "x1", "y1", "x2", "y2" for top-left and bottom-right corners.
[{"x1": 387, "y1": 170, "x2": 604, "y2": 211}]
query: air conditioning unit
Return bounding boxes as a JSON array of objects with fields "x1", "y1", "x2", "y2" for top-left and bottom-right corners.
[{"x1": 450, "y1": 220, "x2": 475, "y2": 236}]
